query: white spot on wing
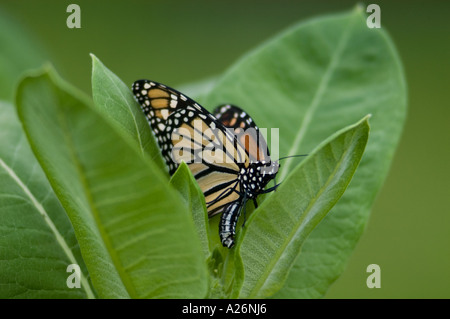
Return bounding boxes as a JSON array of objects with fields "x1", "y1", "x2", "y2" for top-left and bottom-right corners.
[{"x1": 161, "y1": 109, "x2": 169, "y2": 119}]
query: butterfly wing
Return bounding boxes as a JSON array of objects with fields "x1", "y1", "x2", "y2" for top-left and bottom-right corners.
[
  {"x1": 213, "y1": 104, "x2": 271, "y2": 164},
  {"x1": 132, "y1": 80, "x2": 248, "y2": 216},
  {"x1": 213, "y1": 104, "x2": 258, "y2": 130}
]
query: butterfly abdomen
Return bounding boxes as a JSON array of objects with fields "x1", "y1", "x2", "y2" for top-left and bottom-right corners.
[{"x1": 219, "y1": 200, "x2": 243, "y2": 248}]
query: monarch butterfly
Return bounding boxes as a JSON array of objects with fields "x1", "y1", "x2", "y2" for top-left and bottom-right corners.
[{"x1": 132, "y1": 80, "x2": 279, "y2": 248}]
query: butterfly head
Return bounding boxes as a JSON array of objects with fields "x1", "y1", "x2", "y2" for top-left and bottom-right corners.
[
  {"x1": 241, "y1": 160, "x2": 279, "y2": 197},
  {"x1": 261, "y1": 160, "x2": 280, "y2": 179}
]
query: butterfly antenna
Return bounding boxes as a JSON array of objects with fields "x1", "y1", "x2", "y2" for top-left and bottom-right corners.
[
  {"x1": 276, "y1": 154, "x2": 308, "y2": 162},
  {"x1": 270, "y1": 154, "x2": 308, "y2": 190}
]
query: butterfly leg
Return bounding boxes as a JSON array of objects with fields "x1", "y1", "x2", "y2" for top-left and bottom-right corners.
[
  {"x1": 242, "y1": 198, "x2": 258, "y2": 228},
  {"x1": 261, "y1": 183, "x2": 281, "y2": 194},
  {"x1": 242, "y1": 200, "x2": 248, "y2": 228}
]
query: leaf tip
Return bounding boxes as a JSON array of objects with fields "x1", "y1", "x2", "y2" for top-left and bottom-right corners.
[
  {"x1": 354, "y1": 2, "x2": 365, "y2": 14},
  {"x1": 90, "y1": 53, "x2": 101, "y2": 68},
  {"x1": 356, "y1": 114, "x2": 372, "y2": 133}
]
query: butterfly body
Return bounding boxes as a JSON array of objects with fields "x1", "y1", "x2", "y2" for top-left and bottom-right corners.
[
  {"x1": 132, "y1": 80, "x2": 278, "y2": 248},
  {"x1": 218, "y1": 161, "x2": 279, "y2": 247}
]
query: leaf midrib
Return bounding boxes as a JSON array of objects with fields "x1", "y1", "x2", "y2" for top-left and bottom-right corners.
[
  {"x1": 279, "y1": 10, "x2": 357, "y2": 182},
  {"x1": 0, "y1": 157, "x2": 95, "y2": 299}
]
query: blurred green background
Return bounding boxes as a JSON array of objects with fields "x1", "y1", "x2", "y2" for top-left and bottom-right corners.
[{"x1": 1, "y1": 0, "x2": 449, "y2": 298}]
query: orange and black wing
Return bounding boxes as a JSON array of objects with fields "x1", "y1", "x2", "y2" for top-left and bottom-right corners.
[
  {"x1": 213, "y1": 104, "x2": 271, "y2": 164},
  {"x1": 132, "y1": 80, "x2": 248, "y2": 216}
]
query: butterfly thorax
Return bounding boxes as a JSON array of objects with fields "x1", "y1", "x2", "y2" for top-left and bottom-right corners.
[{"x1": 239, "y1": 161, "x2": 279, "y2": 198}]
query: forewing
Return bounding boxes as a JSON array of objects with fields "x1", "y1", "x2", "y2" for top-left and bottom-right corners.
[{"x1": 133, "y1": 81, "x2": 245, "y2": 216}]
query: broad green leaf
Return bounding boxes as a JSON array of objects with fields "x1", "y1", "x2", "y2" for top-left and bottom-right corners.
[
  {"x1": 16, "y1": 68, "x2": 208, "y2": 298},
  {"x1": 169, "y1": 162, "x2": 211, "y2": 260},
  {"x1": 0, "y1": 11, "x2": 47, "y2": 101},
  {"x1": 202, "y1": 7, "x2": 407, "y2": 297},
  {"x1": 170, "y1": 163, "x2": 240, "y2": 298},
  {"x1": 0, "y1": 101, "x2": 94, "y2": 298},
  {"x1": 236, "y1": 116, "x2": 370, "y2": 298},
  {"x1": 90, "y1": 54, "x2": 166, "y2": 172}
]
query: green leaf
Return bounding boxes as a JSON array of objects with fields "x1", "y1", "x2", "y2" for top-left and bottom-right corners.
[
  {"x1": 169, "y1": 162, "x2": 212, "y2": 260},
  {"x1": 0, "y1": 101, "x2": 94, "y2": 298},
  {"x1": 90, "y1": 54, "x2": 166, "y2": 172},
  {"x1": 236, "y1": 116, "x2": 370, "y2": 298},
  {"x1": 202, "y1": 7, "x2": 407, "y2": 297},
  {"x1": 16, "y1": 68, "x2": 208, "y2": 298},
  {"x1": 0, "y1": 11, "x2": 47, "y2": 101}
]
